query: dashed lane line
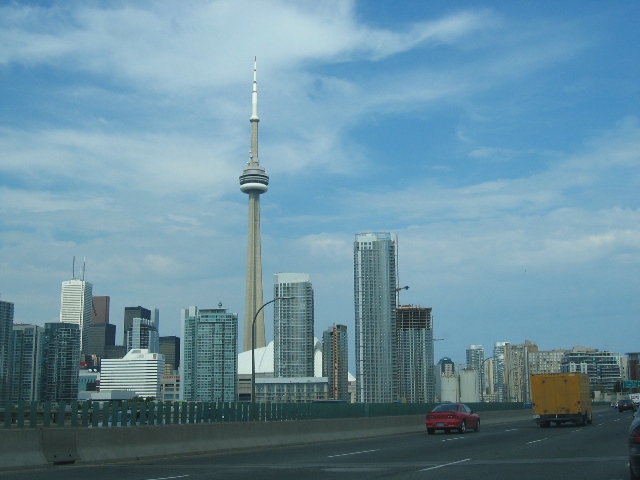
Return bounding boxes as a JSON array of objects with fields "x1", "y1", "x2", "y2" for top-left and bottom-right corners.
[
  {"x1": 419, "y1": 458, "x2": 471, "y2": 471},
  {"x1": 526, "y1": 438, "x2": 548, "y2": 445},
  {"x1": 327, "y1": 449, "x2": 380, "y2": 458}
]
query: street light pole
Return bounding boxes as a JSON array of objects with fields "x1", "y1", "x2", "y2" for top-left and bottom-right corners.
[{"x1": 251, "y1": 296, "x2": 292, "y2": 420}]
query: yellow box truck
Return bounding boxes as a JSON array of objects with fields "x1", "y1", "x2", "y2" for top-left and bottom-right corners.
[{"x1": 530, "y1": 373, "x2": 592, "y2": 427}]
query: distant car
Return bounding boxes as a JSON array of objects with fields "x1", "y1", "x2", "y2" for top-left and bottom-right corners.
[
  {"x1": 619, "y1": 399, "x2": 636, "y2": 413},
  {"x1": 629, "y1": 414, "x2": 640, "y2": 479},
  {"x1": 425, "y1": 403, "x2": 480, "y2": 434}
]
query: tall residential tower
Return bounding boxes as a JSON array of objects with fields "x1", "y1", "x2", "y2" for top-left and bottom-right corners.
[
  {"x1": 240, "y1": 58, "x2": 269, "y2": 352},
  {"x1": 273, "y1": 273, "x2": 314, "y2": 378},
  {"x1": 397, "y1": 305, "x2": 434, "y2": 403},
  {"x1": 354, "y1": 232, "x2": 398, "y2": 403}
]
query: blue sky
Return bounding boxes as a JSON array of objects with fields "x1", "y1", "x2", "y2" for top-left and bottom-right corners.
[{"x1": 1, "y1": 0, "x2": 639, "y2": 369}]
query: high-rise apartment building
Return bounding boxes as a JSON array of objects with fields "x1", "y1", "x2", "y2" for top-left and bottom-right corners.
[
  {"x1": 181, "y1": 305, "x2": 238, "y2": 402},
  {"x1": 354, "y1": 232, "x2": 397, "y2": 403},
  {"x1": 123, "y1": 306, "x2": 151, "y2": 346},
  {"x1": 493, "y1": 341, "x2": 509, "y2": 402},
  {"x1": 60, "y1": 278, "x2": 92, "y2": 355},
  {"x1": 273, "y1": 273, "x2": 314, "y2": 378},
  {"x1": 397, "y1": 305, "x2": 434, "y2": 403},
  {"x1": 0, "y1": 300, "x2": 14, "y2": 402},
  {"x1": 529, "y1": 349, "x2": 566, "y2": 374},
  {"x1": 504, "y1": 341, "x2": 536, "y2": 402},
  {"x1": 466, "y1": 344, "x2": 485, "y2": 397},
  {"x1": 561, "y1": 346, "x2": 622, "y2": 392},
  {"x1": 11, "y1": 324, "x2": 44, "y2": 402},
  {"x1": 100, "y1": 349, "x2": 164, "y2": 399},
  {"x1": 159, "y1": 336, "x2": 180, "y2": 374},
  {"x1": 240, "y1": 59, "x2": 269, "y2": 352},
  {"x1": 42, "y1": 322, "x2": 80, "y2": 402},
  {"x1": 322, "y1": 324, "x2": 348, "y2": 401}
]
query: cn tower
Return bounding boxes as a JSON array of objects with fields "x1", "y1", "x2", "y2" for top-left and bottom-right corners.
[{"x1": 240, "y1": 57, "x2": 269, "y2": 352}]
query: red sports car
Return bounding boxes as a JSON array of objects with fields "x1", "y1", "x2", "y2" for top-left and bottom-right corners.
[{"x1": 425, "y1": 403, "x2": 480, "y2": 434}]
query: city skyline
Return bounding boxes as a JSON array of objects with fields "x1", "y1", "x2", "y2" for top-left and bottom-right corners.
[{"x1": 1, "y1": 2, "x2": 639, "y2": 370}]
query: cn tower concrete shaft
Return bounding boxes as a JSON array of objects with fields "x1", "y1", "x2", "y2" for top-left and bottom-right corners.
[{"x1": 239, "y1": 58, "x2": 269, "y2": 352}]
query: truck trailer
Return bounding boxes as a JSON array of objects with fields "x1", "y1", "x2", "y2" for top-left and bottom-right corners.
[{"x1": 531, "y1": 373, "x2": 592, "y2": 427}]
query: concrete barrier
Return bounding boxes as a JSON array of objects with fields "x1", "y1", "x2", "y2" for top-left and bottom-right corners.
[
  {"x1": 1, "y1": 408, "x2": 537, "y2": 471},
  {"x1": 0, "y1": 429, "x2": 47, "y2": 469}
]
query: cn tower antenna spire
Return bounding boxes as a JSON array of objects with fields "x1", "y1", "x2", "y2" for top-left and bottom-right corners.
[
  {"x1": 251, "y1": 57, "x2": 258, "y2": 123},
  {"x1": 240, "y1": 57, "x2": 269, "y2": 352}
]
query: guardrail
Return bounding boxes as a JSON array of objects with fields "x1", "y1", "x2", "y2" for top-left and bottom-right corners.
[{"x1": 0, "y1": 399, "x2": 527, "y2": 429}]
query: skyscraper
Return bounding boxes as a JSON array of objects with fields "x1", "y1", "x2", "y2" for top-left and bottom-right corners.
[
  {"x1": 123, "y1": 306, "x2": 151, "y2": 346},
  {"x1": 273, "y1": 273, "x2": 314, "y2": 378},
  {"x1": 60, "y1": 276, "x2": 92, "y2": 355},
  {"x1": 493, "y1": 341, "x2": 509, "y2": 402},
  {"x1": 42, "y1": 322, "x2": 80, "y2": 402},
  {"x1": 322, "y1": 324, "x2": 348, "y2": 402},
  {"x1": 85, "y1": 296, "x2": 115, "y2": 366},
  {"x1": 181, "y1": 305, "x2": 238, "y2": 402},
  {"x1": 0, "y1": 300, "x2": 14, "y2": 402},
  {"x1": 126, "y1": 315, "x2": 159, "y2": 353},
  {"x1": 240, "y1": 58, "x2": 269, "y2": 353},
  {"x1": 397, "y1": 305, "x2": 434, "y2": 403},
  {"x1": 159, "y1": 336, "x2": 181, "y2": 374},
  {"x1": 11, "y1": 324, "x2": 44, "y2": 402},
  {"x1": 354, "y1": 232, "x2": 397, "y2": 403}
]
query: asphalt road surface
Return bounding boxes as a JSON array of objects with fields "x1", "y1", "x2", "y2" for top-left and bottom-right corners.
[{"x1": 4, "y1": 407, "x2": 633, "y2": 480}]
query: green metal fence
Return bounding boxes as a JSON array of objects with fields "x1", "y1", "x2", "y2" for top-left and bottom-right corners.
[{"x1": 0, "y1": 399, "x2": 526, "y2": 429}]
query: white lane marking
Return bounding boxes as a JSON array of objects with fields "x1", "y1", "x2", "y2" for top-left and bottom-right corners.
[
  {"x1": 505, "y1": 428, "x2": 518, "y2": 432},
  {"x1": 328, "y1": 449, "x2": 380, "y2": 458},
  {"x1": 441, "y1": 436, "x2": 466, "y2": 442},
  {"x1": 571, "y1": 429, "x2": 582, "y2": 433},
  {"x1": 420, "y1": 458, "x2": 471, "y2": 471},
  {"x1": 146, "y1": 476, "x2": 189, "y2": 480},
  {"x1": 527, "y1": 438, "x2": 548, "y2": 445}
]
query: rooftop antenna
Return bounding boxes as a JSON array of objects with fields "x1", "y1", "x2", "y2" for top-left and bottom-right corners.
[
  {"x1": 82, "y1": 258, "x2": 86, "y2": 281},
  {"x1": 72, "y1": 256, "x2": 76, "y2": 280}
]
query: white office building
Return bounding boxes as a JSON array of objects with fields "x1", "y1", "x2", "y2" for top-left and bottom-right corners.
[
  {"x1": 100, "y1": 349, "x2": 164, "y2": 399},
  {"x1": 60, "y1": 278, "x2": 92, "y2": 354}
]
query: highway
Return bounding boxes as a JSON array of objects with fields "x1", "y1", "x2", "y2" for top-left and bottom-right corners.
[{"x1": 4, "y1": 407, "x2": 633, "y2": 480}]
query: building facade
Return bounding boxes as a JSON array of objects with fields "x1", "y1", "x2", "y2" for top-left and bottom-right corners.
[
  {"x1": 11, "y1": 324, "x2": 44, "y2": 402},
  {"x1": 0, "y1": 300, "x2": 14, "y2": 402},
  {"x1": 126, "y1": 316, "x2": 159, "y2": 354},
  {"x1": 561, "y1": 346, "x2": 622, "y2": 392},
  {"x1": 100, "y1": 349, "x2": 164, "y2": 399},
  {"x1": 42, "y1": 322, "x2": 80, "y2": 402},
  {"x1": 123, "y1": 306, "x2": 151, "y2": 346},
  {"x1": 322, "y1": 324, "x2": 349, "y2": 402},
  {"x1": 84, "y1": 295, "x2": 115, "y2": 367},
  {"x1": 254, "y1": 377, "x2": 329, "y2": 403},
  {"x1": 529, "y1": 349, "x2": 566, "y2": 375},
  {"x1": 493, "y1": 341, "x2": 509, "y2": 402},
  {"x1": 397, "y1": 305, "x2": 434, "y2": 403},
  {"x1": 354, "y1": 232, "x2": 398, "y2": 403},
  {"x1": 60, "y1": 278, "x2": 92, "y2": 355},
  {"x1": 181, "y1": 305, "x2": 238, "y2": 402},
  {"x1": 273, "y1": 273, "x2": 314, "y2": 378},
  {"x1": 159, "y1": 336, "x2": 181, "y2": 374},
  {"x1": 466, "y1": 344, "x2": 485, "y2": 399}
]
